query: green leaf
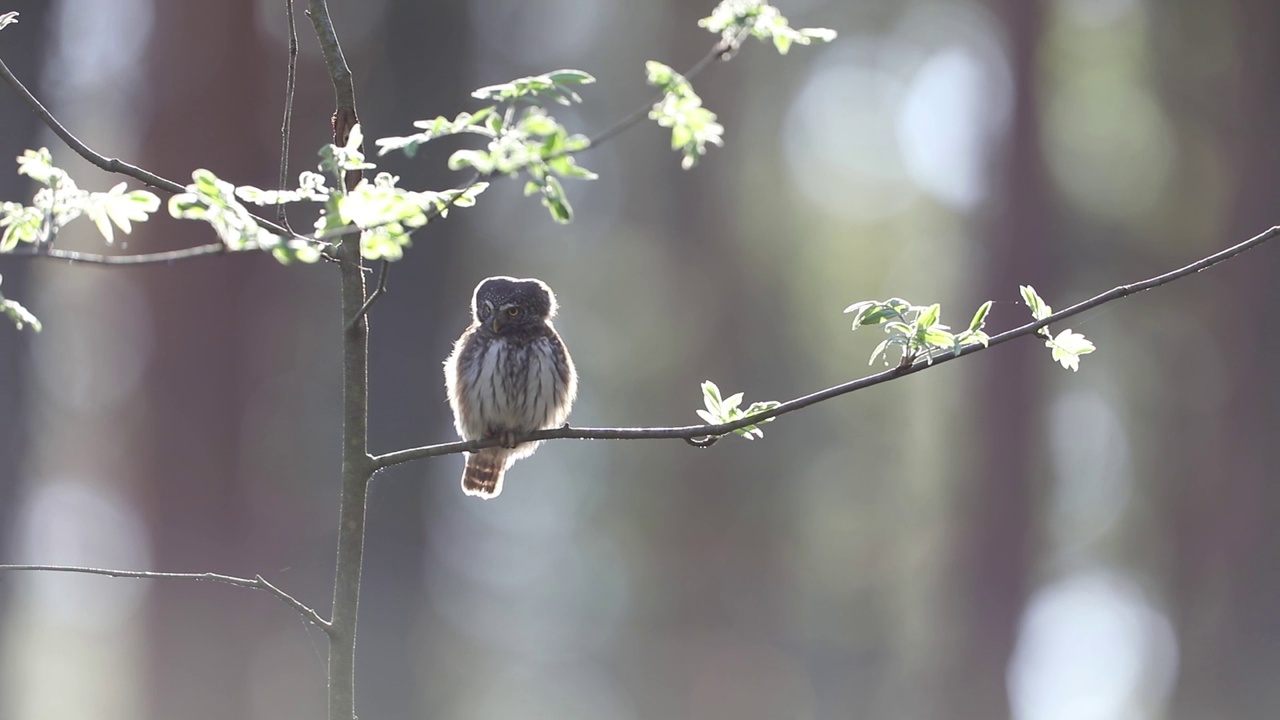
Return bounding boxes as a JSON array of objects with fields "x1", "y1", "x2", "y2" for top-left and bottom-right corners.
[
  {"x1": 538, "y1": 175, "x2": 573, "y2": 223},
  {"x1": 320, "y1": 173, "x2": 489, "y2": 260},
  {"x1": 168, "y1": 168, "x2": 277, "y2": 250},
  {"x1": 1, "y1": 297, "x2": 40, "y2": 331},
  {"x1": 448, "y1": 149, "x2": 494, "y2": 174},
  {"x1": 471, "y1": 69, "x2": 595, "y2": 105},
  {"x1": 1046, "y1": 329, "x2": 1096, "y2": 372},
  {"x1": 917, "y1": 303, "x2": 941, "y2": 329},
  {"x1": 16, "y1": 147, "x2": 54, "y2": 183},
  {"x1": 702, "y1": 380, "x2": 723, "y2": 412},
  {"x1": 84, "y1": 183, "x2": 161, "y2": 244},
  {"x1": 922, "y1": 328, "x2": 954, "y2": 347},
  {"x1": 0, "y1": 203, "x2": 43, "y2": 250},
  {"x1": 645, "y1": 61, "x2": 724, "y2": 169},
  {"x1": 644, "y1": 61, "x2": 675, "y2": 87},
  {"x1": 0, "y1": 274, "x2": 39, "y2": 331},
  {"x1": 954, "y1": 329, "x2": 990, "y2": 354},
  {"x1": 1020, "y1": 284, "x2": 1051, "y2": 320},
  {"x1": 968, "y1": 300, "x2": 993, "y2": 334},
  {"x1": 546, "y1": 154, "x2": 598, "y2": 180},
  {"x1": 722, "y1": 392, "x2": 744, "y2": 413},
  {"x1": 546, "y1": 69, "x2": 596, "y2": 86},
  {"x1": 522, "y1": 112, "x2": 560, "y2": 137},
  {"x1": 263, "y1": 237, "x2": 323, "y2": 264},
  {"x1": 238, "y1": 171, "x2": 331, "y2": 205},
  {"x1": 697, "y1": 381, "x2": 780, "y2": 439},
  {"x1": 698, "y1": 1, "x2": 837, "y2": 54}
]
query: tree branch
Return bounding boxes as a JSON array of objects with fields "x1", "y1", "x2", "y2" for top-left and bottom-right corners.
[
  {"x1": 0, "y1": 563, "x2": 331, "y2": 632},
  {"x1": 0, "y1": 53, "x2": 316, "y2": 253},
  {"x1": 305, "y1": 3, "x2": 370, "y2": 720},
  {"x1": 3, "y1": 243, "x2": 231, "y2": 265},
  {"x1": 347, "y1": 259, "x2": 389, "y2": 329},
  {"x1": 582, "y1": 28, "x2": 747, "y2": 151},
  {"x1": 324, "y1": 29, "x2": 751, "y2": 245},
  {"x1": 306, "y1": 0, "x2": 355, "y2": 110},
  {"x1": 373, "y1": 225, "x2": 1280, "y2": 471},
  {"x1": 277, "y1": 0, "x2": 300, "y2": 230},
  {"x1": 0, "y1": 54, "x2": 184, "y2": 195}
]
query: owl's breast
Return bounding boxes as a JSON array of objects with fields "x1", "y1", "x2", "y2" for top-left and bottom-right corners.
[{"x1": 467, "y1": 335, "x2": 569, "y2": 435}]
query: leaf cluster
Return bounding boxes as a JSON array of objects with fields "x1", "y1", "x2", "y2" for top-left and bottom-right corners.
[
  {"x1": 646, "y1": 62, "x2": 725, "y2": 170},
  {"x1": 1, "y1": 148, "x2": 159, "y2": 251},
  {"x1": 697, "y1": 380, "x2": 781, "y2": 439},
  {"x1": 1020, "y1": 285, "x2": 1095, "y2": 371},
  {"x1": 845, "y1": 298, "x2": 993, "y2": 366},
  {"x1": 699, "y1": 0, "x2": 838, "y2": 55},
  {"x1": 377, "y1": 71, "x2": 595, "y2": 223},
  {"x1": 0, "y1": 274, "x2": 38, "y2": 332}
]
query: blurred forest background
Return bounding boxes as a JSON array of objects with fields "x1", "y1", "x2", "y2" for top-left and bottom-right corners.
[{"x1": 1, "y1": 0, "x2": 1278, "y2": 719}]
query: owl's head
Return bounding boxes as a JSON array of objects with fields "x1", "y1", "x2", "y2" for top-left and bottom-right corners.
[{"x1": 471, "y1": 276, "x2": 558, "y2": 335}]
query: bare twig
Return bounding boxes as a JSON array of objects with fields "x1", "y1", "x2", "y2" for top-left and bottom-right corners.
[
  {"x1": 0, "y1": 55, "x2": 184, "y2": 194},
  {"x1": 4, "y1": 244, "x2": 230, "y2": 265},
  {"x1": 278, "y1": 0, "x2": 300, "y2": 230},
  {"x1": 0, "y1": 563, "x2": 332, "y2": 632},
  {"x1": 582, "y1": 28, "x2": 748, "y2": 151},
  {"x1": 348, "y1": 260, "x2": 389, "y2": 328},
  {"x1": 373, "y1": 225, "x2": 1280, "y2": 471}
]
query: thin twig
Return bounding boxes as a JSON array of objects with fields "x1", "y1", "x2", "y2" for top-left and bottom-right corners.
[
  {"x1": 0, "y1": 54, "x2": 183, "y2": 194},
  {"x1": 348, "y1": 260, "x2": 389, "y2": 328},
  {"x1": 372, "y1": 225, "x2": 1280, "y2": 471},
  {"x1": 4, "y1": 244, "x2": 230, "y2": 265},
  {"x1": 0, "y1": 563, "x2": 332, "y2": 632},
  {"x1": 583, "y1": 29, "x2": 747, "y2": 151},
  {"x1": 278, "y1": 0, "x2": 299, "y2": 230}
]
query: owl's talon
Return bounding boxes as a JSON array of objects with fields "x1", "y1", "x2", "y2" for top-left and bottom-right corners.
[{"x1": 685, "y1": 435, "x2": 719, "y2": 448}]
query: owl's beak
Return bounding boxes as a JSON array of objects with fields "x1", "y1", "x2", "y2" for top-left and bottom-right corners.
[{"x1": 491, "y1": 317, "x2": 502, "y2": 334}]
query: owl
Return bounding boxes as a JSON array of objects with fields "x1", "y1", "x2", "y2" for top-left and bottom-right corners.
[{"x1": 443, "y1": 276, "x2": 577, "y2": 498}]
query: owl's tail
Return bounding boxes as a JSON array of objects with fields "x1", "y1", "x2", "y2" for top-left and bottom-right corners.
[{"x1": 461, "y1": 450, "x2": 507, "y2": 499}]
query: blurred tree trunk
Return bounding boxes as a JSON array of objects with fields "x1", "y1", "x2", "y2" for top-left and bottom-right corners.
[
  {"x1": 1162, "y1": 2, "x2": 1280, "y2": 717},
  {"x1": 653, "y1": 3, "x2": 789, "y2": 719},
  {"x1": 0, "y1": 0, "x2": 51, "y2": 646},
  {"x1": 134, "y1": 3, "x2": 284, "y2": 718},
  {"x1": 354, "y1": 2, "x2": 470, "y2": 717},
  {"x1": 943, "y1": 1, "x2": 1047, "y2": 718}
]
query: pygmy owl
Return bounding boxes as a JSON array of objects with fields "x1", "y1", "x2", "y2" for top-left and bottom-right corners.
[{"x1": 443, "y1": 276, "x2": 577, "y2": 498}]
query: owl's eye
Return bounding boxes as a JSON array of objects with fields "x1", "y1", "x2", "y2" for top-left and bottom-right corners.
[
  {"x1": 506, "y1": 307, "x2": 521, "y2": 318},
  {"x1": 481, "y1": 300, "x2": 494, "y2": 317}
]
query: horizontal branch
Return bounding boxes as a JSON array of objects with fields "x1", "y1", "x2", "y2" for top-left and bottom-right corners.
[
  {"x1": 0, "y1": 563, "x2": 332, "y2": 632},
  {"x1": 4, "y1": 243, "x2": 232, "y2": 266},
  {"x1": 373, "y1": 225, "x2": 1280, "y2": 470}
]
